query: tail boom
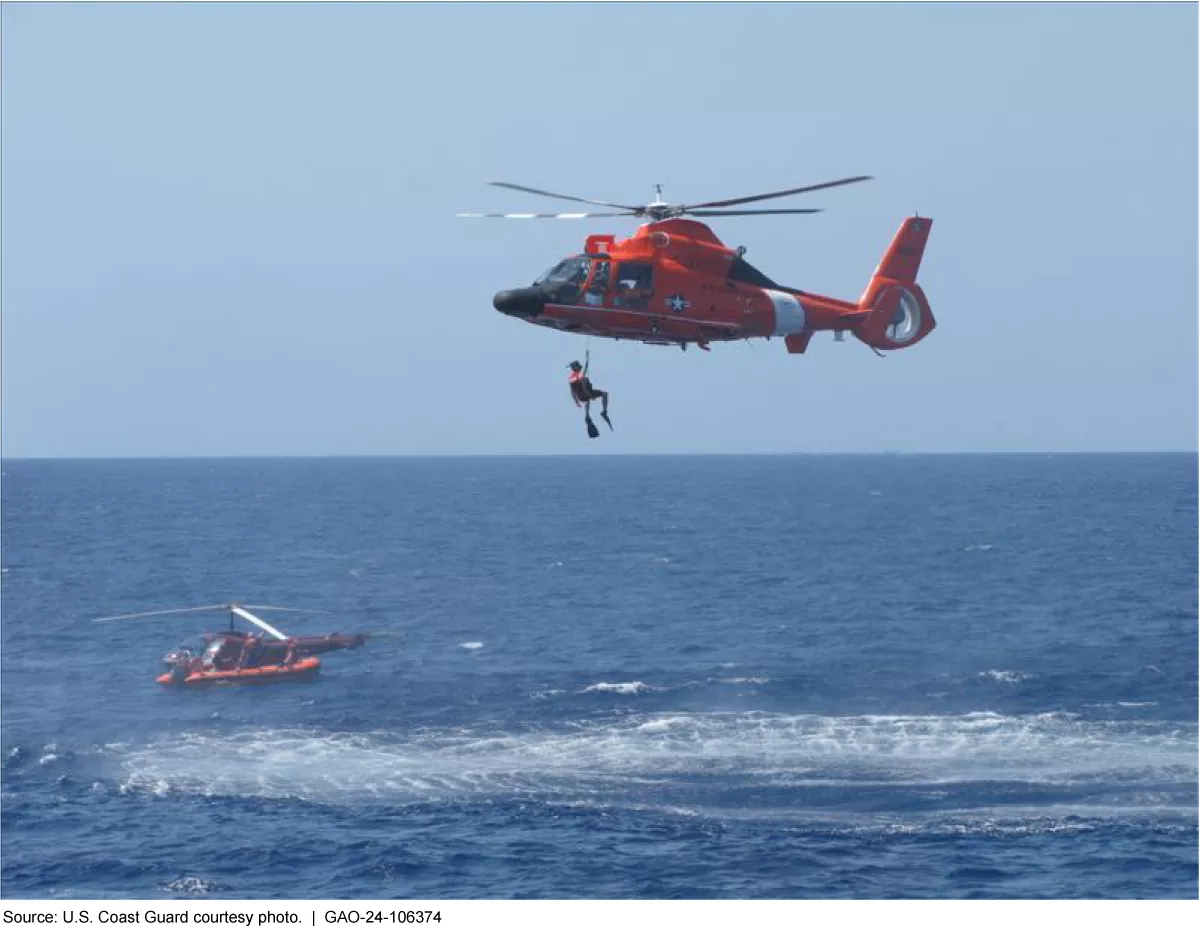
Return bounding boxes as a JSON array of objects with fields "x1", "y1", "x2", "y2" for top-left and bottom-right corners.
[{"x1": 776, "y1": 216, "x2": 936, "y2": 354}]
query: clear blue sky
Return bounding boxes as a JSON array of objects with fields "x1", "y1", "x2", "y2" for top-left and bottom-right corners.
[{"x1": 3, "y1": 2, "x2": 1196, "y2": 456}]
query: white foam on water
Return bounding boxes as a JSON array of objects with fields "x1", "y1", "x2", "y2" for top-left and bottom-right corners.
[
  {"x1": 459, "y1": 641, "x2": 484, "y2": 650},
  {"x1": 107, "y1": 711, "x2": 1198, "y2": 810},
  {"x1": 160, "y1": 876, "x2": 221, "y2": 895},
  {"x1": 539, "y1": 797, "x2": 1193, "y2": 835},
  {"x1": 530, "y1": 688, "x2": 568, "y2": 701},
  {"x1": 978, "y1": 670, "x2": 1030, "y2": 684},
  {"x1": 582, "y1": 681, "x2": 658, "y2": 695}
]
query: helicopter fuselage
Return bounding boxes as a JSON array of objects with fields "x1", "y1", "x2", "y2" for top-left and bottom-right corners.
[{"x1": 492, "y1": 218, "x2": 936, "y2": 353}]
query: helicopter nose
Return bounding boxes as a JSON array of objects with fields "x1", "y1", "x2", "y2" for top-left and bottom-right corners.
[{"x1": 493, "y1": 287, "x2": 544, "y2": 319}]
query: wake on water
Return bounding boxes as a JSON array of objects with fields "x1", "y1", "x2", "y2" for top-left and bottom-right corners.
[{"x1": 49, "y1": 710, "x2": 1191, "y2": 829}]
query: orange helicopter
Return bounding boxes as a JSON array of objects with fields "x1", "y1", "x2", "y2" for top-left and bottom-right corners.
[{"x1": 459, "y1": 177, "x2": 935, "y2": 354}]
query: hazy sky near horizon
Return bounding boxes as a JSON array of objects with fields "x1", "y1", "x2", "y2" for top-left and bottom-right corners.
[{"x1": 2, "y1": 1, "x2": 1196, "y2": 456}]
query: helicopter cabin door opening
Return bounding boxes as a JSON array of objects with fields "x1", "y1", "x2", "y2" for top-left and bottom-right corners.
[
  {"x1": 613, "y1": 262, "x2": 654, "y2": 309},
  {"x1": 582, "y1": 256, "x2": 611, "y2": 306}
]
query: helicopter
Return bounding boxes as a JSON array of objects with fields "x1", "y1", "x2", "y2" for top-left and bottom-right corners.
[
  {"x1": 458, "y1": 177, "x2": 935, "y2": 354},
  {"x1": 92, "y1": 602, "x2": 369, "y2": 687}
]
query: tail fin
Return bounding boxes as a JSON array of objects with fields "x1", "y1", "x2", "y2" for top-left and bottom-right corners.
[{"x1": 855, "y1": 217, "x2": 936, "y2": 351}]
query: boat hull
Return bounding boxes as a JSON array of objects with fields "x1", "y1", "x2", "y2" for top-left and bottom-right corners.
[{"x1": 156, "y1": 656, "x2": 321, "y2": 686}]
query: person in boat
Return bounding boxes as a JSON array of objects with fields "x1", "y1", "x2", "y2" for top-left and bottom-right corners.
[{"x1": 567, "y1": 360, "x2": 612, "y2": 429}]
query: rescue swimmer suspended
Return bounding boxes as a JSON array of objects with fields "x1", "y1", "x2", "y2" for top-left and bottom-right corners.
[
  {"x1": 458, "y1": 177, "x2": 936, "y2": 354},
  {"x1": 567, "y1": 352, "x2": 612, "y2": 439}
]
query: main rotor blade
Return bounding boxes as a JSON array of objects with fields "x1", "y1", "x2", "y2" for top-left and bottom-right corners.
[
  {"x1": 488, "y1": 182, "x2": 640, "y2": 212},
  {"x1": 230, "y1": 606, "x2": 289, "y2": 641},
  {"x1": 681, "y1": 175, "x2": 872, "y2": 211},
  {"x1": 457, "y1": 211, "x2": 630, "y2": 219},
  {"x1": 241, "y1": 605, "x2": 327, "y2": 615},
  {"x1": 93, "y1": 604, "x2": 230, "y2": 623},
  {"x1": 686, "y1": 208, "x2": 824, "y2": 216}
]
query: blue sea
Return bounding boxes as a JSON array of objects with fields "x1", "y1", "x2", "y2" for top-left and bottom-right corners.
[{"x1": 1, "y1": 454, "x2": 1196, "y2": 900}]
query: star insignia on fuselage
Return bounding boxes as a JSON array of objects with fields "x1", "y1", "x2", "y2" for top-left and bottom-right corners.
[{"x1": 666, "y1": 293, "x2": 690, "y2": 313}]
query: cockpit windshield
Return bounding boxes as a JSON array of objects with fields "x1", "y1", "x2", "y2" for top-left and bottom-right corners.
[{"x1": 535, "y1": 256, "x2": 592, "y2": 287}]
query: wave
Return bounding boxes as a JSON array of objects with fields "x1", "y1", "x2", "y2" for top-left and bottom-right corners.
[
  {"x1": 570, "y1": 675, "x2": 767, "y2": 696},
  {"x1": 158, "y1": 876, "x2": 225, "y2": 895},
  {"x1": 978, "y1": 670, "x2": 1031, "y2": 684},
  {"x1": 582, "y1": 681, "x2": 659, "y2": 694}
]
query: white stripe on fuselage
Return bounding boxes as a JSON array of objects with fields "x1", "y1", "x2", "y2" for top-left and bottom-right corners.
[{"x1": 764, "y1": 289, "x2": 806, "y2": 336}]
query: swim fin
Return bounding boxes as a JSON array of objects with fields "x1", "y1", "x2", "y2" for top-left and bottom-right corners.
[
  {"x1": 585, "y1": 415, "x2": 600, "y2": 439},
  {"x1": 600, "y1": 411, "x2": 613, "y2": 430}
]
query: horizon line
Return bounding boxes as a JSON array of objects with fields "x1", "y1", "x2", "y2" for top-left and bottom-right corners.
[{"x1": 2, "y1": 450, "x2": 1197, "y2": 463}]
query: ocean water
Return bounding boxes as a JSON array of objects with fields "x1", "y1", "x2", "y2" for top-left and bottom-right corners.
[{"x1": 1, "y1": 454, "x2": 1196, "y2": 900}]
